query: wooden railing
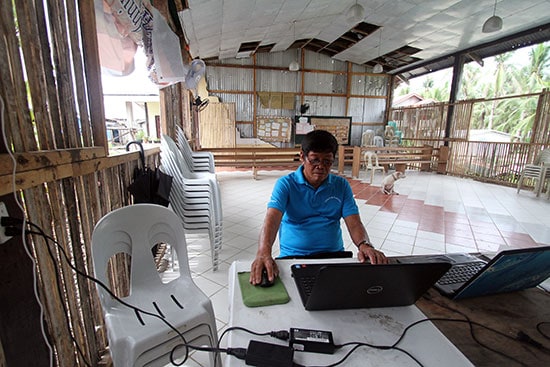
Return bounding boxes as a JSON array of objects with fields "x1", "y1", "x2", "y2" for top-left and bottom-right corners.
[
  {"x1": 393, "y1": 139, "x2": 547, "y2": 188},
  {"x1": 206, "y1": 147, "x2": 301, "y2": 178},
  {"x1": 337, "y1": 145, "x2": 446, "y2": 178}
]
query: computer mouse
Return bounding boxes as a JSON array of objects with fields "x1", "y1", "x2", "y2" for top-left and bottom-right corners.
[{"x1": 260, "y1": 269, "x2": 274, "y2": 287}]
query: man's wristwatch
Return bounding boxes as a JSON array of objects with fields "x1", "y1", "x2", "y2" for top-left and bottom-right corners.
[{"x1": 357, "y1": 240, "x2": 374, "y2": 249}]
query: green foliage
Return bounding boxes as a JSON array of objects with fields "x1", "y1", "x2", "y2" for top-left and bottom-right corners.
[
  {"x1": 395, "y1": 42, "x2": 550, "y2": 142},
  {"x1": 135, "y1": 130, "x2": 145, "y2": 141}
]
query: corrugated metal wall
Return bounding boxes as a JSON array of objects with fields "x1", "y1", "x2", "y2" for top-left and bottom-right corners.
[
  {"x1": 206, "y1": 49, "x2": 388, "y2": 144},
  {"x1": 257, "y1": 69, "x2": 299, "y2": 92}
]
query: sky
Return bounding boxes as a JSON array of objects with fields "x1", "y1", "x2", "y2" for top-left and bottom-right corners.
[
  {"x1": 101, "y1": 47, "x2": 160, "y2": 97},
  {"x1": 402, "y1": 43, "x2": 542, "y2": 93},
  {"x1": 102, "y1": 47, "x2": 160, "y2": 119}
]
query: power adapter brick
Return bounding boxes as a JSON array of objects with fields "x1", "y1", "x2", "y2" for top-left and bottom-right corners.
[
  {"x1": 289, "y1": 328, "x2": 335, "y2": 354},
  {"x1": 244, "y1": 340, "x2": 294, "y2": 367}
]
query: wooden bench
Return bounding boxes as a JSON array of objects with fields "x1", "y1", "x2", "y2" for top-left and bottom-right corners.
[
  {"x1": 205, "y1": 147, "x2": 301, "y2": 179},
  {"x1": 338, "y1": 145, "x2": 440, "y2": 178}
]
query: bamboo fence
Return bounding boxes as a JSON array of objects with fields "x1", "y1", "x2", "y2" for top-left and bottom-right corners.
[
  {"x1": 390, "y1": 90, "x2": 550, "y2": 187},
  {"x1": 0, "y1": 1, "x2": 166, "y2": 366}
]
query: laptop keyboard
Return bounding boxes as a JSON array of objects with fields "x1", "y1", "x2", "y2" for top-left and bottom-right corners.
[
  {"x1": 298, "y1": 275, "x2": 318, "y2": 296},
  {"x1": 437, "y1": 261, "x2": 486, "y2": 285}
]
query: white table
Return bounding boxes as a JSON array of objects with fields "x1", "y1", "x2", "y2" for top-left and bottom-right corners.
[{"x1": 224, "y1": 259, "x2": 473, "y2": 367}]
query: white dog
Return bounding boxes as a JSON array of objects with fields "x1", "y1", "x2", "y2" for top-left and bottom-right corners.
[{"x1": 381, "y1": 171, "x2": 406, "y2": 195}]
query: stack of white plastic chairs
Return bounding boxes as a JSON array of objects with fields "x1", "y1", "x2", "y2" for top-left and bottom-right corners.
[
  {"x1": 160, "y1": 133, "x2": 223, "y2": 271},
  {"x1": 175, "y1": 126, "x2": 215, "y2": 173}
]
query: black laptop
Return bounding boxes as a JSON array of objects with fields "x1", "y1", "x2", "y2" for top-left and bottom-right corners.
[
  {"x1": 290, "y1": 262, "x2": 451, "y2": 311},
  {"x1": 396, "y1": 246, "x2": 550, "y2": 300}
]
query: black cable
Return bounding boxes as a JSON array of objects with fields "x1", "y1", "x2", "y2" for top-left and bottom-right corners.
[
  {"x1": 418, "y1": 295, "x2": 545, "y2": 366},
  {"x1": 330, "y1": 341, "x2": 420, "y2": 367},
  {"x1": 15, "y1": 221, "x2": 230, "y2": 366},
  {"x1": 25, "y1": 227, "x2": 227, "y2": 364},
  {"x1": 4, "y1": 221, "x2": 90, "y2": 365},
  {"x1": 537, "y1": 322, "x2": 550, "y2": 340},
  {"x1": 515, "y1": 331, "x2": 550, "y2": 353},
  {"x1": 39, "y1": 227, "x2": 93, "y2": 367},
  {"x1": 398, "y1": 317, "x2": 530, "y2": 366},
  {"x1": 302, "y1": 341, "x2": 423, "y2": 367}
]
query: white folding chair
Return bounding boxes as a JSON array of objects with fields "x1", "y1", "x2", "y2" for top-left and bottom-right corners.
[
  {"x1": 373, "y1": 135, "x2": 384, "y2": 147},
  {"x1": 363, "y1": 151, "x2": 385, "y2": 184},
  {"x1": 91, "y1": 204, "x2": 220, "y2": 367},
  {"x1": 361, "y1": 129, "x2": 375, "y2": 147},
  {"x1": 517, "y1": 148, "x2": 550, "y2": 197}
]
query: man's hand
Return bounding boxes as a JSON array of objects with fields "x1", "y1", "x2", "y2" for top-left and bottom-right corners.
[
  {"x1": 250, "y1": 254, "x2": 279, "y2": 285},
  {"x1": 357, "y1": 243, "x2": 388, "y2": 264}
]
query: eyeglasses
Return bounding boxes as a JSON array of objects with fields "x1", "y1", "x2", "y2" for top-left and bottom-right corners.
[{"x1": 305, "y1": 156, "x2": 334, "y2": 167}]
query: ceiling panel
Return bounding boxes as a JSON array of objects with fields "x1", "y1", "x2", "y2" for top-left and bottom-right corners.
[{"x1": 179, "y1": 0, "x2": 550, "y2": 76}]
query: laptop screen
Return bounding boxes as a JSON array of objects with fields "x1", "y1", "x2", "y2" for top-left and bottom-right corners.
[{"x1": 455, "y1": 247, "x2": 550, "y2": 299}]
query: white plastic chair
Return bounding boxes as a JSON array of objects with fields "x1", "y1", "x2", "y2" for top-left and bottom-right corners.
[
  {"x1": 175, "y1": 126, "x2": 215, "y2": 173},
  {"x1": 517, "y1": 148, "x2": 550, "y2": 197},
  {"x1": 361, "y1": 130, "x2": 375, "y2": 147},
  {"x1": 384, "y1": 126, "x2": 400, "y2": 147},
  {"x1": 162, "y1": 134, "x2": 217, "y2": 181},
  {"x1": 91, "y1": 204, "x2": 220, "y2": 367},
  {"x1": 373, "y1": 135, "x2": 384, "y2": 147},
  {"x1": 363, "y1": 151, "x2": 385, "y2": 183}
]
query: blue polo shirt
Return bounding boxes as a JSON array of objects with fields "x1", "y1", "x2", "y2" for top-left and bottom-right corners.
[{"x1": 267, "y1": 166, "x2": 360, "y2": 257}]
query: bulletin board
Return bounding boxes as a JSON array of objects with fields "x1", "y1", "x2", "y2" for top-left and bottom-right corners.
[
  {"x1": 257, "y1": 116, "x2": 292, "y2": 142},
  {"x1": 294, "y1": 115, "x2": 352, "y2": 146}
]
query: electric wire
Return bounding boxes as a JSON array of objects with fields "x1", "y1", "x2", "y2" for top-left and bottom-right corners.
[
  {"x1": 39, "y1": 226, "x2": 93, "y2": 367},
  {"x1": 414, "y1": 295, "x2": 548, "y2": 366},
  {"x1": 537, "y1": 322, "x2": 550, "y2": 340},
  {"x1": 0, "y1": 94, "x2": 55, "y2": 367},
  {"x1": 20, "y1": 222, "x2": 229, "y2": 366},
  {"x1": 328, "y1": 341, "x2": 422, "y2": 367},
  {"x1": 394, "y1": 317, "x2": 528, "y2": 366}
]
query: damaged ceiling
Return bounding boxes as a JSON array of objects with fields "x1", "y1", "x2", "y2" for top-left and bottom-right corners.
[{"x1": 171, "y1": 1, "x2": 550, "y2": 79}]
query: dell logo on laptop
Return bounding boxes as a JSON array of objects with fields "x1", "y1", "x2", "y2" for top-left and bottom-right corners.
[{"x1": 366, "y1": 285, "x2": 383, "y2": 294}]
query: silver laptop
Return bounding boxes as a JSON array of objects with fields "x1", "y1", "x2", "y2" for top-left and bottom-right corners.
[{"x1": 395, "y1": 246, "x2": 550, "y2": 300}]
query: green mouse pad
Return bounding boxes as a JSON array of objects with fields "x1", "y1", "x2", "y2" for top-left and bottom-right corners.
[{"x1": 237, "y1": 272, "x2": 290, "y2": 307}]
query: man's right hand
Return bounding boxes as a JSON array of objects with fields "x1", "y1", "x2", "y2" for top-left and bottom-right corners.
[{"x1": 250, "y1": 255, "x2": 279, "y2": 285}]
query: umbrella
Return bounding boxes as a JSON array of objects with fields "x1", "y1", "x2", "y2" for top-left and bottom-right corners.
[{"x1": 126, "y1": 141, "x2": 172, "y2": 207}]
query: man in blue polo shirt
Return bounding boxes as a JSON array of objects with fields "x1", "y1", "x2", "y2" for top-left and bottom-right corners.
[{"x1": 250, "y1": 129, "x2": 387, "y2": 285}]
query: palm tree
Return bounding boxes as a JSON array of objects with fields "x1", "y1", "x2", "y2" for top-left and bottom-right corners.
[
  {"x1": 526, "y1": 43, "x2": 550, "y2": 89},
  {"x1": 509, "y1": 43, "x2": 550, "y2": 140},
  {"x1": 484, "y1": 53, "x2": 513, "y2": 129}
]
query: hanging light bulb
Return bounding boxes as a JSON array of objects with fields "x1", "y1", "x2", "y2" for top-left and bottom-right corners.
[
  {"x1": 482, "y1": 0, "x2": 503, "y2": 33},
  {"x1": 289, "y1": 20, "x2": 300, "y2": 71},
  {"x1": 373, "y1": 29, "x2": 383, "y2": 73},
  {"x1": 289, "y1": 60, "x2": 300, "y2": 71},
  {"x1": 346, "y1": 1, "x2": 365, "y2": 24}
]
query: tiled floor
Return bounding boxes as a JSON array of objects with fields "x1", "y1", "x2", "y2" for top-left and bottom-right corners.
[{"x1": 166, "y1": 168, "x2": 550, "y2": 366}]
